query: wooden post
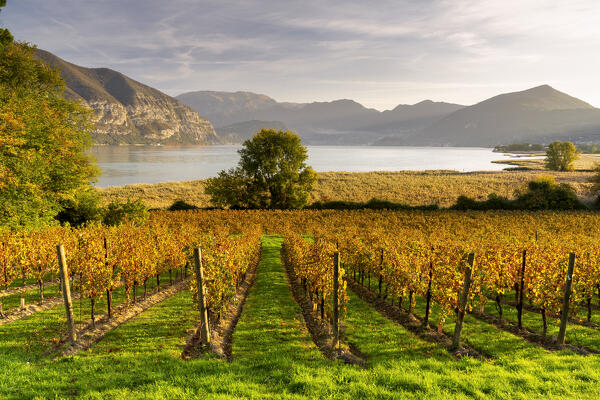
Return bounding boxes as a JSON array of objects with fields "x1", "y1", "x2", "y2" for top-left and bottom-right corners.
[
  {"x1": 452, "y1": 253, "x2": 474, "y2": 350},
  {"x1": 378, "y1": 249, "x2": 383, "y2": 296},
  {"x1": 332, "y1": 252, "x2": 340, "y2": 352},
  {"x1": 56, "y1": 244, "x2": 76, "y2": 345},
  {"x1": 193, "y1": 248, "x2": 211, "y2": 346},
  {"x1": 557, "y1": 253, "x2": 575, "y2": 345},
  {"x1": 106, "y1": 288, "x2": 112, "y2": 319},
  {"x1": 423, "y1": 262, "x2": 433, "y2": 328},
  {"x1": 104, "y1": 237, "x2": 112, "y2": 319},
  {"x1": 517, "y1": 250, "x2": 526, "y2": 329}
]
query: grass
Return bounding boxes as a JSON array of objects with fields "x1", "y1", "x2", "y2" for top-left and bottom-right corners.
[
  {"x1": 494, "y1": 153, "x2": 600, "y2": 171},
  {"x1": 97, "y1": 170, "x2": 596, "y2": 209},
  {"x1": 1, "y1": 237, "x2": 600, "y2": 398}
]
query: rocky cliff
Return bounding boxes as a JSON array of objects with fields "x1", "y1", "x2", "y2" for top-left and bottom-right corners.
[{"x1": 36, "y1": 49, "x2": 219, "y2": 145}]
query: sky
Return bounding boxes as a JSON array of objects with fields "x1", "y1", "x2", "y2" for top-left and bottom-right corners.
[{"x1": 2, "y1": 0, "x2": 600, "y2": 110}]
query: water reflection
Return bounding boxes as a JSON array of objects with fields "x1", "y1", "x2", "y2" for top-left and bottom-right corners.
[{"x1": 89, "y1": 145, "x2": 518, "y2": 188}]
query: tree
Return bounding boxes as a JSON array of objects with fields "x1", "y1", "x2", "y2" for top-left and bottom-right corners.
[
  {"x1": 589, "y1": 163, "x2": 600, "y2": 199},
  {"x1": 545, "y1": 141, "x2": 579, "y2": 171},
  {"x1": 514, "y1": 176, "x2": 585, "y2": 210},
  {"x1": 206, "y1": 129, "x2": 317, "y2": 209},
  {"x1": 0, "y1": 18, "x2": 99, "y2": 228}
]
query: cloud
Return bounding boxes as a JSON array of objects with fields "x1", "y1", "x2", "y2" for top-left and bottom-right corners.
[{"x1": 2, "y1": 0, "x2": 600, "y2": 109}]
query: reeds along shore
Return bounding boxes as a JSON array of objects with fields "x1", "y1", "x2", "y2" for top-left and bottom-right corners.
[{"x1": 97, "y1": 169, "x2": 595, "y2": 209}]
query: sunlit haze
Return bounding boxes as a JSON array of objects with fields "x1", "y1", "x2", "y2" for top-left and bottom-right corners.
[{"x1": 3, "y1": 0, "x2": 600, "y2": 109}]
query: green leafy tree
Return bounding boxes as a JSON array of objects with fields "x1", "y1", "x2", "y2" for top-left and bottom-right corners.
[
  {"x1": 545, "y1": 141, "x2": 579, "y2": 171},
  {"x1": 206, "y1": 129, "x2": 317, "y2": 209},
  {"x1": 589, "y1": 163, "x2": 600, "y2": 198},
  {"x1": 103, "y1": 199, "x2": 148, "y2": 226},
  {"x1": 0, "y1": 13, "x2": 99, "y2": 228}
]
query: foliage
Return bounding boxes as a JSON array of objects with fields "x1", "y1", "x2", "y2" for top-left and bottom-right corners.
[
  {"x1": 588, "y1": 162, "x2": 600, "y2": 198},
  {"x1": 102, "y1": 199, "x2": 148, "y2": 226},
  {"x1": 494, "y1": 143, "x2": 545, "y2": 152},
  {"x1": 576, "y1": 144, "x2": 600, "y2": 154},
  {"x1": 168, "y1": 199, "x2": 199, "y2": 211},
  {"x1": 307, "y1": 198, "x2": 438, "y2": 211},
  {"x1": 0, "y1": 27, "x2": 98, "y2": 229},
  {"x1": 206, "y1": 129, "x2": 317, "y2": 209},
  {"x1": 452, "y1": 176, "x2": 586, "y2": 210},
  {"x1": 56, "y1": 189, "x2": 104, "y2": 227},
  {"x1": 514, "y1": 175, "x2": 585, "y2": 210},
  {"x1": 545, "y1": 141, "x2": 579, "y2": 171}
]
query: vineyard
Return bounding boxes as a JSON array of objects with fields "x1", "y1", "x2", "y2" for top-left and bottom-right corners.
[{"x1": 1, "y1": 210, "x2": 600, "y2": 398}]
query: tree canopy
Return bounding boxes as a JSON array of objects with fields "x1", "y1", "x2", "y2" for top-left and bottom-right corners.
[
  {"x1": 545, "y1": 141, "x2": 579, "y2": 171},
  {"x1": 206, "y1": 129, "x2": 317, "y2": 209},
  {"x1": 0, "y1": 18, "x2": 99, "y2": 228}
]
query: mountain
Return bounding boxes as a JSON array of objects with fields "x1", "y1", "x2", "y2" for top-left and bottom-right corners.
[
  {"x1": 176, "y1": 91, "x2": 463, "y2": 145},
  {"x1": 414, "y1": 85, "x2": 600, "y2": 146},
  {"x1": 36, "y1": 50, "x2": 218, "y2": 145},
  {"x1": 216, "y1": 120, "x2": 291, "y2": 143}
]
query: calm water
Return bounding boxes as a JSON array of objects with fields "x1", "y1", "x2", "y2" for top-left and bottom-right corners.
[{"x1": 89, "y1": 145, "x2": 516, "y2": 188}]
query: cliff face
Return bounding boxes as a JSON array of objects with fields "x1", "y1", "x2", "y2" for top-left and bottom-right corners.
[{"x1": 36, "y1": 50, "x2": 219, "y2": 145}]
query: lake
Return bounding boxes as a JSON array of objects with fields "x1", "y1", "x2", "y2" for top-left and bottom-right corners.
[{"x1": 89, "y1": 145, "x2": 516, "y2": 188}]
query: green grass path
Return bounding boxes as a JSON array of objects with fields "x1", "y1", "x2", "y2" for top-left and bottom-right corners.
[{"x1": 1, "y1": 236, "x2": 600, "y2": 399}]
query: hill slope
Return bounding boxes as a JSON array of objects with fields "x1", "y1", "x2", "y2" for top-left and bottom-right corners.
[
  {"x1": 415, "y1": 85, "x2": 600, "y2": 146},
  {"x1": 215, "y1": 120, "x2": 291, "y2": 143},
  {"x1": 36, "y1": 50, "x2": 218, "y2": 145},
  {"x1": 176, "y1": 91, "x2": 463, "y2": 144}
]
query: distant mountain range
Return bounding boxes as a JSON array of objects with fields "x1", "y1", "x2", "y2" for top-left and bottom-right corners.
[
  {"x1": 176, "y1": 91, "x2": 464, "y2": 145},
  {"x1": 36, "y1": 50, "x2": 600, "y2": 147},
  {"x1": 215, "y1": 120, "x2": 291, "y2": 144},
  {"x1": 414, "y1": 85, "x2": 600, "y2": 146},
  {"x1": 36, "y1": 50, "x2": 218, "y2": 145},
  {"x1": 177, "y1": 87, "x2": 600, "y2": 146}
]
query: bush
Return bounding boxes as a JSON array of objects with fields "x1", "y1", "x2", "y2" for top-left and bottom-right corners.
[
  {"x1": 168, "y1": 200, "x2": 199, "y2": 211},
  {"x1": 56, "y1": 190, "x2": 103, "y2": 227},
  {"x1": 307, "y1": 198, "x2": 438, "y2": 211},
  {"x1": 103, "y1": 199, "x2": 148, "y2": 226},
  {"x1": 514, "y1": 176, "x2": 585, "y2": 210},
  {"x1": 451, "y1": 176, "x2": 586, "y2": 211}
]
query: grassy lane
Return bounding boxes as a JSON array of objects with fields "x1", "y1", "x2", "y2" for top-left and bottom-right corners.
[{"x1": 1, "y1": 237, "x2": 600, "y2": 399}]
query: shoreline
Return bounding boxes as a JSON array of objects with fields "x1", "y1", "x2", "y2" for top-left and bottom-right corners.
[{"x1": 97, "y1": 169, "x2": 595, "y2": 210}]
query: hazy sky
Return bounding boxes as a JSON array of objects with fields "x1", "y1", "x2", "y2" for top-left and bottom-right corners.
[{"x1": 3, "y1": 0, "x2": 600, "y2": 110}]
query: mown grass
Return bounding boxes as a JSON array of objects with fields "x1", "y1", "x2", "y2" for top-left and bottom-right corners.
[
  {"x1": 98, "y1": 170, "x2": 595, "y2": 209},
  {"x1": 1, "y1": 237, "x2": 600, "y2": 399}
]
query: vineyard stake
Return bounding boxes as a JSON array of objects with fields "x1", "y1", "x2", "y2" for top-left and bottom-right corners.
[
  {"x1": 517, "y1": 250, "x2": 526, "y2": 329},
  {"x1": 378, "y1": 249, "x2": 383, "y2": 296},
  {"x1": 557, "y1": 253, "x2": 576, "y2": 345},
  {"x1": 333, "y1": 252, "x2": 340, "y2": 352},
  {"x1": 193, "y1": 247, "x2": 211, "y2": 346},
  {"x1": 423, "y1": 262, "x2": 433, "y2": 328},
  {"x1": 104, "y1": 237, "x2": 112, "y2": 319},
  {"x1": 452, "y1": 253, "x2": 474, "y2": 350},
  {"x1": 56, "y1": 244, "x2": 77, "y2": 345}
]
